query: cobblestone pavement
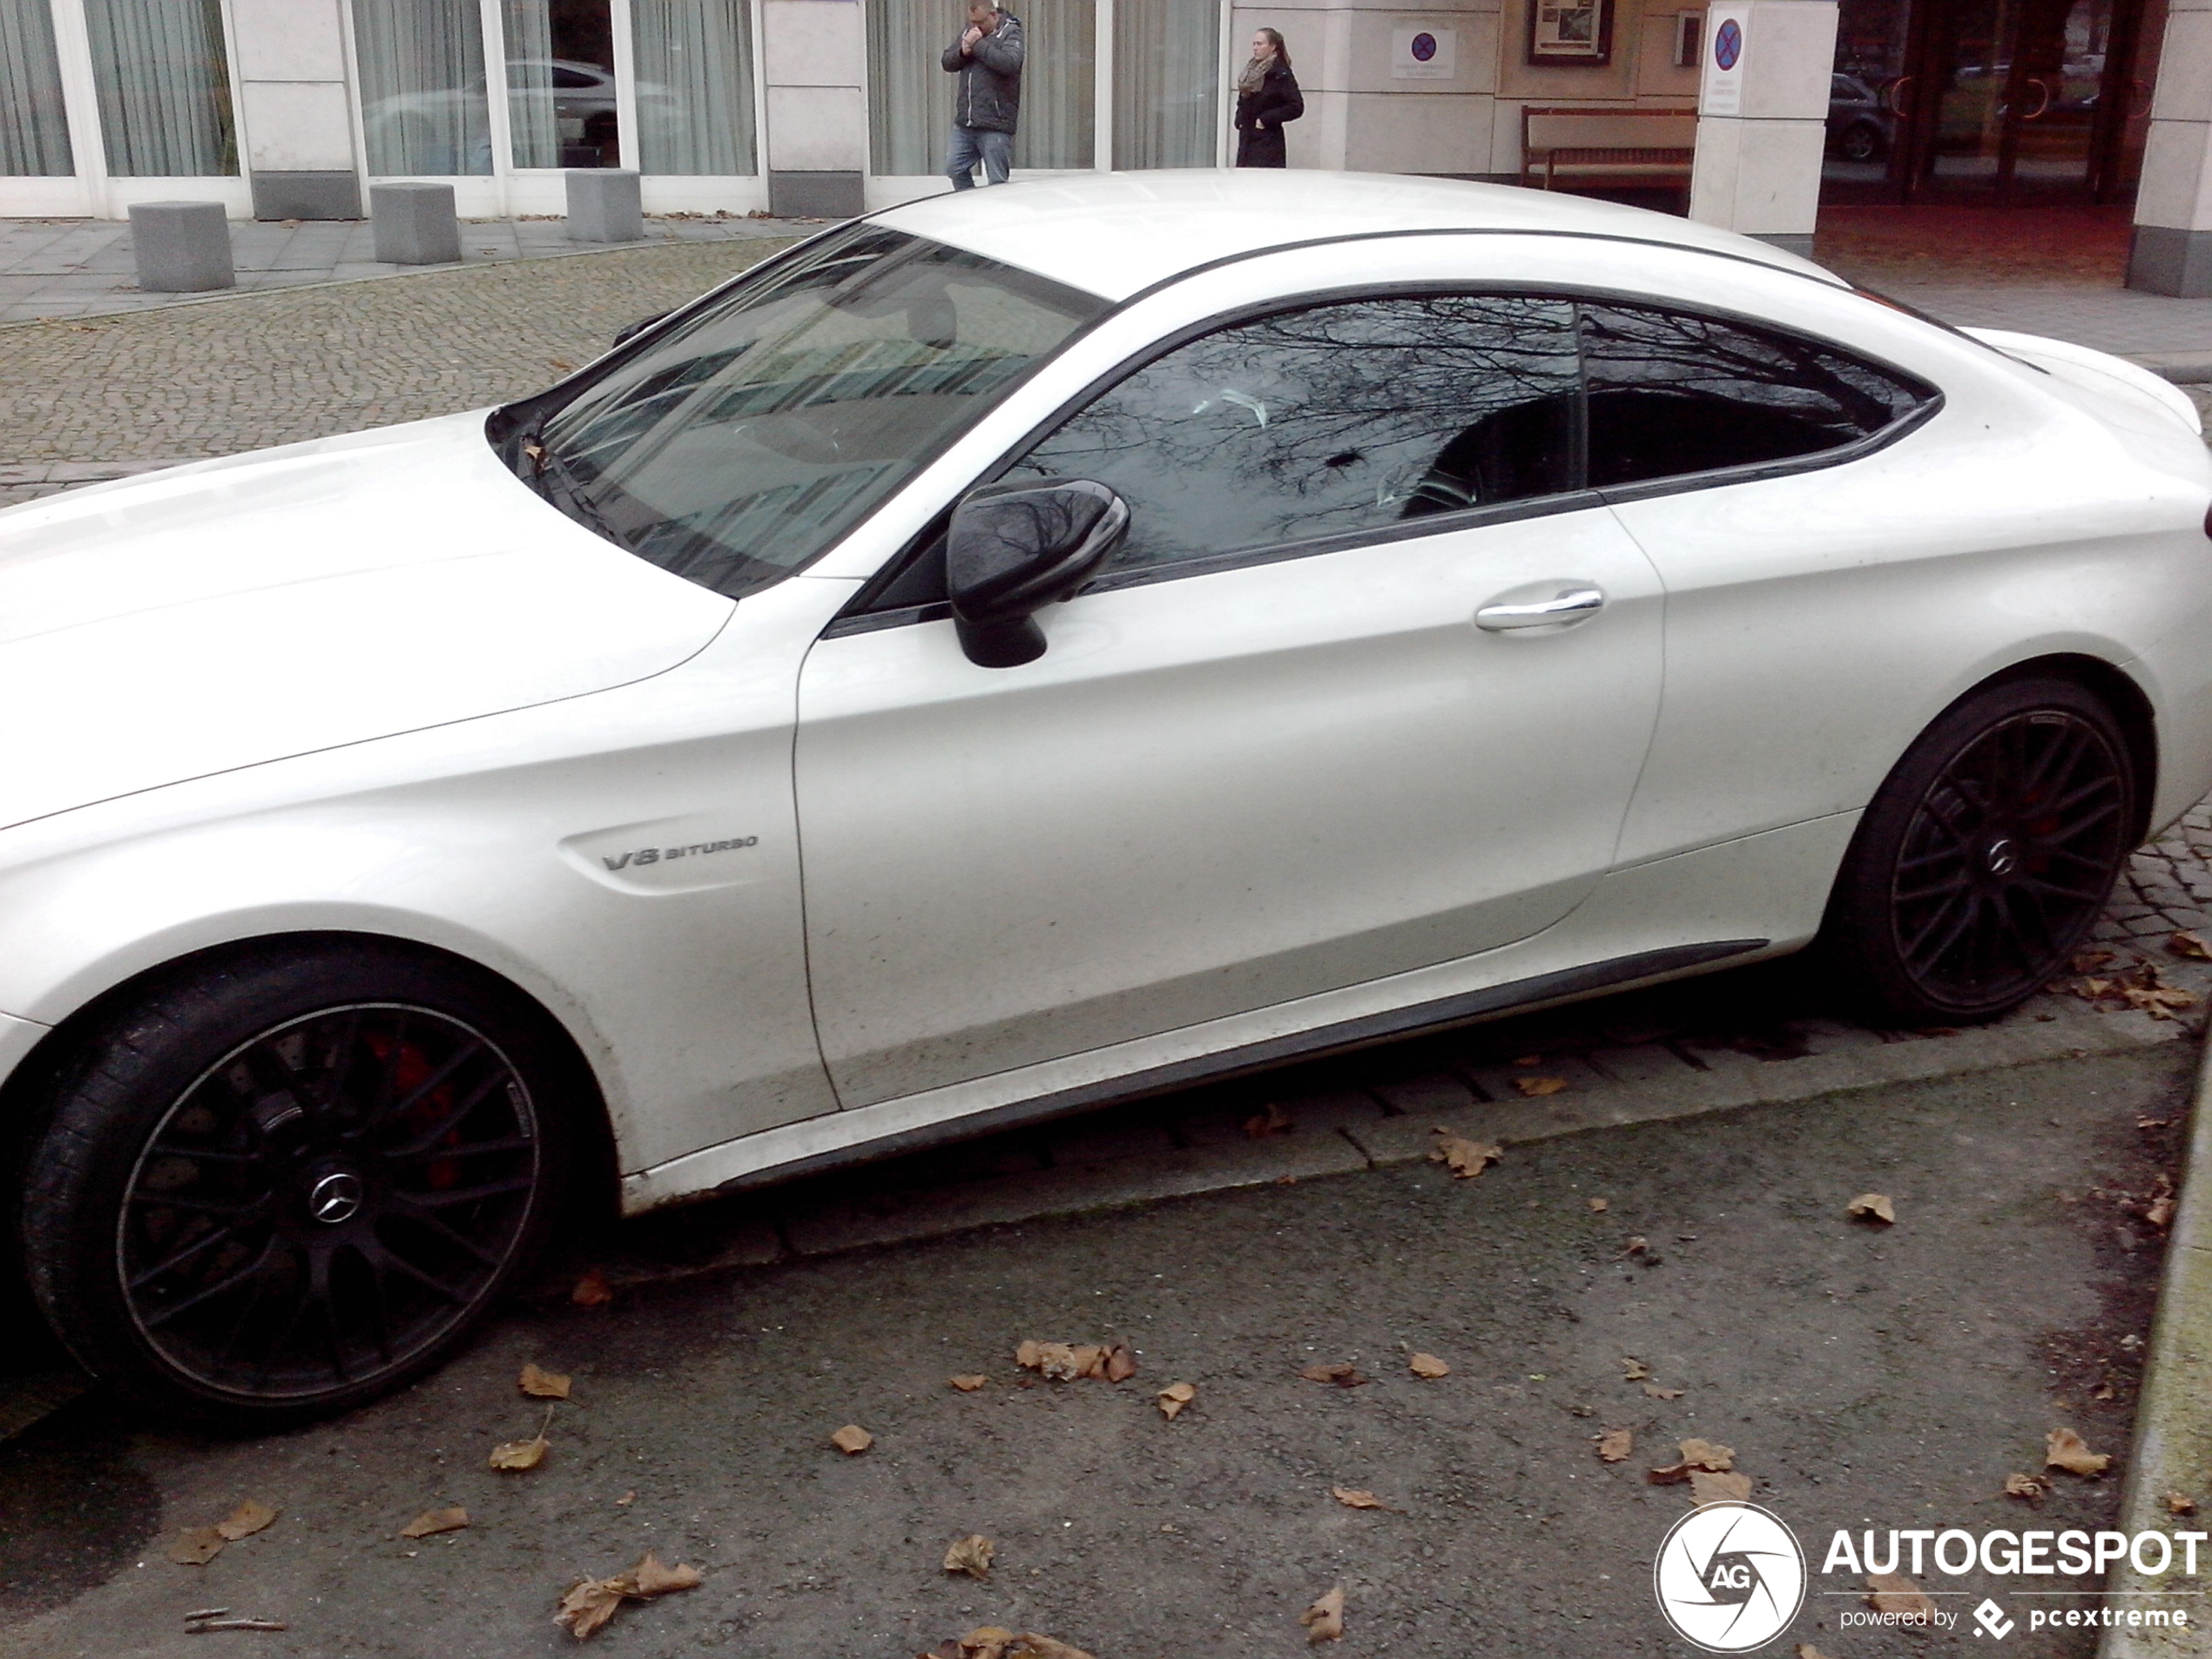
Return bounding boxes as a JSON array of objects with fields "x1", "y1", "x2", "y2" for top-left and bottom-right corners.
[{"x1": 3, "y1": 239, "x2": 2212, "y2": 1315}]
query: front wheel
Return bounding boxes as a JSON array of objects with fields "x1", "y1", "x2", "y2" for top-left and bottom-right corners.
[
  {"x1": 18, "y1": 942, "x2": 580, "y2": 1428},
  {"x1": 1821, "y1": 678, "x2": 2137, "y2": 1025}
]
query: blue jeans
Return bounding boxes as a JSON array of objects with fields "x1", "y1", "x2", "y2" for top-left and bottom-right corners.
[{"x1": 947, "y1": 125, "x2": 1012, "y2": 188}]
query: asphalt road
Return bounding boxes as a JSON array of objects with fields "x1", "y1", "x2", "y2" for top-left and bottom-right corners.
[{"x1": 0, "y1": 1046, "x2": 2188, "y2": 1659}]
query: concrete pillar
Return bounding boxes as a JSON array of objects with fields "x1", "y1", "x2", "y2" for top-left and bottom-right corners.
[
  {"x1": 372, "y1": 182, "x2": 462, "y2": 264},
  {"x1": 231, "y1": 0, "x2": 362, "y2": 220},
  {"x1": 761, "y1": 0, "x2": 866, "y2": 218},
  {"x1": 1687, "y1": 0, "x2": 1838, "y2": 257},
  {"x1": 2129, "y1": 0, "x2": 2212, "y2": 295},
  {"x1": 567, "y1": 170, "x2": 645, "y2": 242},
  {"x1": 129, "y1": 202, "x2": 235, "y2": 293}
]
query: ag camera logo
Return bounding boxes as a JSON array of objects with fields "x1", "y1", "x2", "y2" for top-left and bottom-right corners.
[{"x1": 1655, "y1": 1502, "x2": 1808, "y2": 1651}]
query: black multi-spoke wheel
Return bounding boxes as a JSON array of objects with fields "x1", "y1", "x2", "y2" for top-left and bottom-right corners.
[
  {"x1": 20, "y1": 943, "x2": 580, "y2": 1426},
  {"x1": 1824, "y1": 678, "x2": 2138, "y2": 1024}
]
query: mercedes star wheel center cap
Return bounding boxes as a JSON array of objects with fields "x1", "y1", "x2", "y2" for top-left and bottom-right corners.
[{"x1": 308, "y1": 1170, "x2": 365, "y2": 1225}]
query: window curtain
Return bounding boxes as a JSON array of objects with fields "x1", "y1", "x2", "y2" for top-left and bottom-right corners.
[
  {"x1": 869, "y1": 1, "x2": 1094, "y2": 175},
  {"x1": 83, "y1": 0, "x2": 237, "y2": 177},
  {"x1": 0, "y1": 0, "x2": 73, "y2": 177},
  {"x1": 502, "y1": 0, "x2": 560, "y2": 167},
  {"x1": 634, "y1": 0, "x2": 758, "y2": 173},
  {"x1": 1112, "y1": 0, "x2": 1217, "y2": 169},
  {"x1": 1013, "y1": 0, "x2": 1092, "y2": 170},
  {"x1": 354, "y1": 0, "x2": 494, "y2": 175}
]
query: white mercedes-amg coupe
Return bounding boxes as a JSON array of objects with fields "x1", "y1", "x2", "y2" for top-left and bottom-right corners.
[{"x1": 5, "y1": 172, "x2": 2209, "y2": 1424}]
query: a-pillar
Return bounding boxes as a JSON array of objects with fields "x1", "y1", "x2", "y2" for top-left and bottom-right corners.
[
  {"x1": 762, "y1": 1, "x2": 867, "y2": 219},
  {"x1": 2129, "y1": 0, "x2": 2212, "y2": 295},
  {"x1": 231, "y1": 0, "x2": 362, "y2": 219},
  {"x1": 1686, "y1": 0, "x2": 1837, "y2": 258}
]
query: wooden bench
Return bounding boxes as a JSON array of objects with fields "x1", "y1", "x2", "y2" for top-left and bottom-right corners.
[{"x1": 1519, "y1": 107, "x2": 1698, "y2": 195}]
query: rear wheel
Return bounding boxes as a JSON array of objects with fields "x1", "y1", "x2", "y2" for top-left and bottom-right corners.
[
  {"x1": 1822, "y1": 678, "x2": 2136, "y2": 1024},
  {"x1": 18, "y1": 942, "x2": 579, "y2": 1428}
]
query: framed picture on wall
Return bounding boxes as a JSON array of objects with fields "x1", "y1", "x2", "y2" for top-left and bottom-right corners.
[{"x1": 1527, "y1": 0, "x2": 1613, "y2": 64}]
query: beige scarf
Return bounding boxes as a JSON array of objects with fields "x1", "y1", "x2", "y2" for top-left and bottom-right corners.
[{"x1": 1238, "y1": 53, "x2": 1272, "y2": 95}]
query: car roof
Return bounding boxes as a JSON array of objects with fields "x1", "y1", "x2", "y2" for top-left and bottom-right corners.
[{"x1": 868, "y1": 169, "x2": 1846, "y2": 303}]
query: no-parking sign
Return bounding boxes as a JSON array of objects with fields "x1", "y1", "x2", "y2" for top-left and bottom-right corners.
[{"x1": 1703, "y1": 7, "x2": 1748, "y2": 115}]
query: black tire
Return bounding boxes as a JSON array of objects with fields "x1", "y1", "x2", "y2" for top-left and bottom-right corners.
[
  {"x1": 18, "y1": 941, "x2": 582, "y2": 1429},
  {"x1": 1822, "y1": 677, "x2": 2138, "y2": 1025}
]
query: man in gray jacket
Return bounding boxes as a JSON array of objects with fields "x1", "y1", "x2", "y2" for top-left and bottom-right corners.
[{"x1": 943, "y1": 3, "x2": 1025, "y2": 189}]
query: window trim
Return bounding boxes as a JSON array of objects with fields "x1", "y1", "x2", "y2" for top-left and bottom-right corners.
[{"x1": 825, "y1": 280, "x2": 1944, "y2": 636}]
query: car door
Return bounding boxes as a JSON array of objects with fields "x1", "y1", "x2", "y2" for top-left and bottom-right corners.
[{"x1": 792, "y1": 290, "x2": 1667, "y2": 1109}]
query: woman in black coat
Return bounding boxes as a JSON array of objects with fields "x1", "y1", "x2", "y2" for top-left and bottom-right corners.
[{"x1": 1234, "y1": 29, "x2": 1302, "y2": 168}]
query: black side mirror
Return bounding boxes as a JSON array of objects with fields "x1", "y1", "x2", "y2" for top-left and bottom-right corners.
[{"x1": 946, "y1": 481, "x2": 1130, "y2": 667}]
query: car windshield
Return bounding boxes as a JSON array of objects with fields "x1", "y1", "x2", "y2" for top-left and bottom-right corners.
[{"x1": 519, "y1": 224, "x2": 1107, "y2": 600}]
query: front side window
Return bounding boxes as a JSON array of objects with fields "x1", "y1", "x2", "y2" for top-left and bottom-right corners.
[
  {"x1": 1581, "y1": 303, "x2": 1932, "y2": 489},
  {"x1": 523, "y1": 226, "x2": 1107, "y2": 599},
  {"x1": 84, "y1": 0, "x2": 237, "y2": 177},
  {"x1": 1005, "y1": 294, "x2": 1584, "y2": 574}
]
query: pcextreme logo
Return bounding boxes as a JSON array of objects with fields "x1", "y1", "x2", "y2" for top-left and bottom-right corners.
[{"x1": 1654, "y1": 1502, "x2": 1808, "y2": 1652}]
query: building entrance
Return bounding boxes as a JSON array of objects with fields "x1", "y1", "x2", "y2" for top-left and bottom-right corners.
[{"x1": 1824, "y1": 0, "x2": 2163, "y2": 205}]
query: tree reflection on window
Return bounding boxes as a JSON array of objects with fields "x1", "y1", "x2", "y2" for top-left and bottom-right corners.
[{"x1": 1007, "y1": 295, "x2": 1583, "y2": 572}]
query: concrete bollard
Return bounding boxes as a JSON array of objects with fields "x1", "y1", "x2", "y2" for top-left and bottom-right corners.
[
  {"x1": 566, "y1": 169, "x2": 643, "y2": 244},
  {"x1": 370, "y1": 181, "x2": 462, "y2": 266},
  {"x1": 128, "y1": 201, "x2": 234, "y2": 293}
]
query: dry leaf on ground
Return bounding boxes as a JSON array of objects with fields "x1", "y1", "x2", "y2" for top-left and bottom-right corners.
[
  {"x1": 1298, "y1": 1362, "x2": 1369, "y2": 1387},
  {"x1": 167, "y1": 1527, "x2": 227, "y2": 1566},
  {"x1": 1329, "y1": 1487, "x2": 1396, "y2": 1510},
  {"x1": 2168, "y1": 1491, "x2": 2199, "y2": 1516},
  {"x1": 216, "y1": 1500, "x2": 277, "y2": 1541},
  {"x1": 520, "y1": 1363, "x2": 572, "y2": 1399},
  {"x1": 1408, "y1": 1352, "x2": 1450, "y2": 1379},
  {"x1": 492, "y1": 1406, "x2": 556, "y2": 1471},
  {"x1": 1649, "y1": 1439, "x2": 1735, "y2": 1482},
  {"x1": 2171, "y1": 930, "x2": 2212, "y2": 961},
  {"x1": 1799, "y1": 1645, "x2": 1839, "y2": 1659},
  {"x1": 1429, "y1": 1132, "x2": 1502, "y2": 1178},
  {"x1": 830, "y1": 1424, "x2": 873, "y2": 1455},
  {"x1": 1689, "y1": 1470, "x2": 1754, "y2": 1504},
  {"x1": 2004, "y1": 1473, "x2": 2050, "y2": 1502},
  {"x1": 400, "y1": 1506, "x2": 469, "y2": 1539},
  {"x1": 1299, "y1": 1587, "x2": 1345, "y2": 1643},
  {"x1": 1244, "y1": 1102, "x2": 1291, "y2": 1137},
  {"x1": 1157, "y1": 1382, "x2": 1197, "y2": 1420},
  {"x1": 1015, "y1": 1339, "x2": 1131, "y2": 1382},
  {"x1": 930, "y1": 1630, "x2": 1096, "y2": 1659},
  {"x1": 948, "y1": 1374, "x2": 988, "y2": 1393},
  {"x1": 1514, "y1": 1076, "x2": 1568, "y2": 1097},
  {"x1": 1865, "y1": 1573, "x2": 1937, "y2": 1619},
  {"x1": 1621, "y1": 1356, "x2": 1651, "y2": 1381},
  {"x1": 1587, "y1": 1197, "x2": 1609, "y2": 1212},
  {"x1": 1643, "y1": 1382, "x2": 1685, "y2": 1399},
  {"x1": 1595, "y1": 1427, "x2": 1634, "y2": 1463},
  {"x1": 2047, "y1": 1426, "x2": 2111, "y2": 1475},
  {"x1": 1847, "y1": 1192, "x2": 1897, "y2": 1224},
  {"x1": 1102, "y1": 1342, "x2": 1137, "y2": 1383},
  {"x1": 943, "y1": 1534, "x2": 995, "y2": 1580},
  {"x1": 570, "y1": 1268, "x2": 613, "y2": 1308},
  {"x1": 553, "y1": 1551, "x2": 701, "y2": 1641},
  {"x1": 614, "y1": 1491, "x2": 635, "y2": 1507},
  {"x1": 1514, "y1": 1054, "x2": 1543, "y2": 1067}
]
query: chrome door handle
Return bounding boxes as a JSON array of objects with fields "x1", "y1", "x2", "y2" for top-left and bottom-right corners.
[{"x1": 1474, "y1": 584, "x2": 1606, "y2": 631}]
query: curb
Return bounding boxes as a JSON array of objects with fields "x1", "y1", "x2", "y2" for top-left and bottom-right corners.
[{"x1": 2101, "y1": 1029, "x2": 2212, "y2": 1658}]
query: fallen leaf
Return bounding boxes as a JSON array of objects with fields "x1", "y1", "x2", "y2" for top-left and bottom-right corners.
[
  {"x1": 1157, "y1": 1382, "x2": 1197, "y2": 1420},
  {"x1": 943, "y1": 1534, "x2": 995, "y2": 1580},
  {"x1": 401, "y1": 1507, "x2": 469, "y2": 1539},
  {"x1": 520, "y1": 1363, "x2": 572, "y2": 1399},
  {"x1": 2046, "y1": 1426, "x2": 2111, "y2": 1476},
  {"x1": 1244, "y1": 1102, "x2": 1291, "y2": 1137},
  {"x1": 615, "y1": 1491, "x2": 636, "y2": 1506},
  {"x1": 1514, "y1": 1076, "x2": 1568, "y2": 1097},
  {"x1": 1016, "y1": 1340, "x2": 1123, "y2": 1383},
  {"x1": 631, "y1": 1554, "x2": 701, "y2": 1597},
  {"x1": 1003, "y1": 1639, "x2": 1093, "y2": 1659},
  {"x1": 2094, "y1": 1381, "x2": 2117, "y2": 1401},
  {"x1": 2170, "y1": 930, "x2": 2212, "y2": 961},
  {"x1": 1329, "y1": 1487, "x2": 1395, "y2": 1510},
  {"x1": 1299, "y1": 1586, "x2": 1345, "y2": 1643},
  {"x1": 1408, "y1": 1352, "x2": 1450, "y2": 1379},
  {"x1": 948, "y1": 1374, "x2": 988, "y2": 1393},
  {"x1": 1102, "y1": 1342, "x2": 1137, "y2": 1384},
  {"x1": 554, "y1": 1551, "x2": 702, "y2": 1641},
  {"x1": 830, "y1": 1424, "x2": 873, "y2": 1455},
  {"x1": 1689, "y1": 1469, "x2": 1753, "y2": 1504},
  {"x1": 570, "y1": 1268, "x2": 613, "y2": 1307},
  {"x1": 2126, "y1": 984, "x2": 2198, "y2": 1019},
  {"x1": 2004, "y1": 1473, "x2": 2049, "y2": 1502},
  {"x1": 1799, "y1": 1645, "x2": 1839, "y2": 1659},
  {"x1": 1649, "y1": 1439, "x2": 1735, "y2": 1482},
  {"x1": 2168, "y1": 1491, "x2": 2198, "y2": 1516},
  {"x1": 216, "y1": 1500, "x2": 277, "y2": 1541},
  {"x1": 1865, "y1": 1573, "x2": 1936, "y2": 1620},
  {"x1": 1298, "y1": 1362, "x2": 1369, "y2": 1387},
  {"x1": 944, "y1": 1632, "x2": 1094, "y2": 1659},
  {"x1": 1429, "y1": 1131, "x2": 1502, "y2": 1178},
  {"x1": 1847, "y1": 1192, "x2": 1897, "y2": 1224},
  {"x1": 1621, "y1": 1356, "x2": 1651, "y2": 1381},
  {"x1": 1513, "y1": 1054, "x2": 1544, "y2": 1067},
  {"x1": 2145, "y1": 1177, "x2": 2176, "y2": 1230},
  {"x1": 1595, "y1": 1426, "x2": 1634, "y2": 1463},
  {"x1": 1642, "y1": 1382, "x2": 1685, "y2": 1399},
  {"x1": 1587, "y1": 1197, "x2": 1609, "y2": 1213},
  {"x1": 167, "y1": 1527, "x2": 227, "y2": 1566}
]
